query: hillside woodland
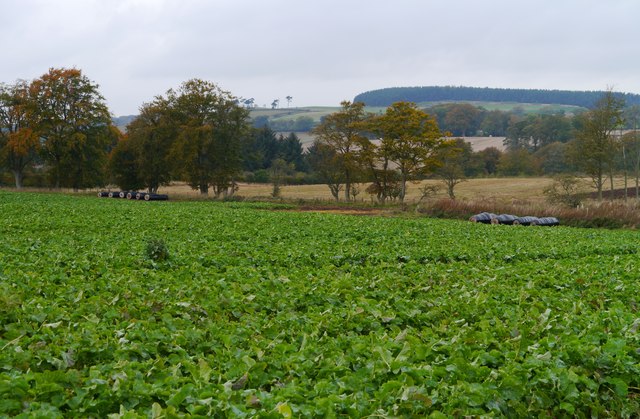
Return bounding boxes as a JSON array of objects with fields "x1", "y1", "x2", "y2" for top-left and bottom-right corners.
[{"x1": 354, "y1": 85, "x2": 640, "y2": 108}]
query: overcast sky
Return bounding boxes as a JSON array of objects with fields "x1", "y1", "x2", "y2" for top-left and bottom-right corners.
[{"x1": 2, "y1": 0, "x2": 639, "y2": 116}]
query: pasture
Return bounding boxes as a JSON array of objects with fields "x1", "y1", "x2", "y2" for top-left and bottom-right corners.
[
  {"x1": 167, "y1": 177, "x2": 555, "y2": 203},
  {"x1": 0, "y1": 191, "x2": 639, "y2": 417}
]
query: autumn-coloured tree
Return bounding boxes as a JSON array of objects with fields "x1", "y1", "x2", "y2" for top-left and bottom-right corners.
[
  {"x1": 167, "y1": 79, "x2": 249, "y2": 196},
  {"x1": 29, "y1": 68, "x2": 113, "y2": 189},
  {"x1": 312, "y1": 101, "x2": 369, "y2": 201},
  {"x1": 369, "y1": 101, "x2": 452, "y2": 202},
  {"x1": 359, "y1": 134, "x2": 400, "y2": 203},
  {"x1": 0, "y1": 80, "x2": 39, "y2": 188},
  {"x1": 443, "y1": 103, "x2": 481, "y2": 137}
]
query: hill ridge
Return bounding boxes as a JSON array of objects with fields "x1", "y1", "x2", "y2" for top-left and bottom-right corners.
[{"x1": 354, "y1": 86, "x2": 640, "y2": 108}]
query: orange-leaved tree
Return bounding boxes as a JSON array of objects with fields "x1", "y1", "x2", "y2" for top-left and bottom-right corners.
[{"x1": 0, "y1": 80, "x2": 39, "y2": 188}]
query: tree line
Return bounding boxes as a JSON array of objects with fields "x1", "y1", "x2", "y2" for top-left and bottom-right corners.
[
  {"x1": 354, "y1": 86, "x2": 640, "y2": 109},
  {"x1": 309, "y1": 92, "x2": 638, "y2": 202},
  {"x1": 1, "y1": 68, "x2": 637, "y2": 202}
]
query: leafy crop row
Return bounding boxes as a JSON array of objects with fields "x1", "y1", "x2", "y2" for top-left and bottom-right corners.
[{"x1": 1, "y1": 191, "x2": 639, "y2": 417}]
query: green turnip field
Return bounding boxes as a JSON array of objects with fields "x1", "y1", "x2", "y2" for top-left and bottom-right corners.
[{"x1": 1, "y1": 191, "x2": 639, "y2": 417}]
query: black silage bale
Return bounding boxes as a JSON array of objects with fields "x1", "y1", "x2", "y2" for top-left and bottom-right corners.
[
  {"x1": 144, "y1": 194, "x2": 169, "y2": 201},
  {"x1": 532, "y1": 217, "x2": 560, "y2": 226},
  {"x1": 469, "y1": 212, "x2": 497, "y2": 224},
  {"x1": 491, "y1": 214, "x2": 517, "y2": 225},
  {"x1": 513, "y1": 216, "x2": 539, "y2": 226}
]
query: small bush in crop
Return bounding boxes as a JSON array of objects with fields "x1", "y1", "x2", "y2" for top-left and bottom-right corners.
[{"x1": 145, "y1": 238, "x2": 169, "y2": 262}]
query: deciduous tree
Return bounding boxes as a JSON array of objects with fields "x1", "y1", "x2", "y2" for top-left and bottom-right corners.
[
  {"x1": 0, "y1": 80, "x2": 39, "y2": 188},
  {"x1": 497, "y1": 148, "x2": 539, "y2": 176},
  {"x1": 108, "y1": 133, "x2": 144, "y2": 191},
  {"x1": 29, "y1": 68, "x2": 113, "y2": 189},
  {"x1": 568, "y1": 90, "x2": 625, "y2": 200},
  {"x1": 443, "y1": 103, "x2": 482, "y2": 137},
  {"x1": 476, "y1": 147, "x2": 502, "y2": 175},
  {"x1": 480, "y1": 110, "x2": 511, "y2": 136},
  {"x1": 312, "y1": 101, "x2": 369, "y2": 201},
  {"x1": 534, "y1": 142, "x2": 572, "y2": 174},
  {"x1": 621, "y1": 130, "x2": 640, "y2": 200},
  {"x1": 168, "y1": 79, "x2": 249, "y2": 196},
  {"x1": 369, "y1": 101, "x2": 451, "y2": 202},
  {"x1": 505, "y1": 114, "x2": 573, "y2": 151},
  {"x1": 306, "y1": 139, "x2": 345, "y2": 201},
  {"x1": 360, "y1": 135, "x2": 400, "y2": 203},
  {"x1": 269, "y1": 158, "x2": 294, "y2": 198},
  {"x1": 124, "y1": 99, "x2": 175, "y2": 193},
  {"x1": 435, "y1": 138, "x2": 471, "y2": 199}
]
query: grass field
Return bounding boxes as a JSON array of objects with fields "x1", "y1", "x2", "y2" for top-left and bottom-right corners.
[
  {"x1": 415, "y1": 101, "x2": 587, "y2": 115},
  {"x1": 166, "y1": 176, "x2": 640, "y2": 206},
  {"x1": 249, "y1": 102, "x2": 586, "y2": 125},
  {"x1": 1, "y1": 191, "x2": 639, "y2": 416},
  {"x1": 249, "y1": 106, "x2": 387, "y2": 123},
  {"x1": 282, "y1": 133, "x2": 506, "y2": 151},
  {"x1": 165, "y1": 177, "x2": 556, "y2": 203}
]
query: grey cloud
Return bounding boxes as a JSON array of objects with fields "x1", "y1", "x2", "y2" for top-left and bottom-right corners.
[{"x1": 2, "y1": 0, "x2": 639, "y2": 115}]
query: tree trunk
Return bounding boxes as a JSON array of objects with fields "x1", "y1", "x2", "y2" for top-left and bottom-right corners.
[
  {"x1": 329, "y1": 184, "x2": 340, "y2": 201},
  {"x1": 636, "y1": 163, "x2": 639, "y2": 200},
  {"x1": 200, "y1": 184, "x2": 209, "y2": 195},
  {"x1": 623, "y1": 145, "x2": 628, "y2": 201},
  {"x1": 595, "y1": 167, "x2": 604, "y2": 201},
  {"x1": 609, "y1": 169, "x2": 614, "y2": 201},
  {"x1": 54, "y1": 156, "x2": 62, "y2": 189},
  {"x1": 12, "y1": 170, "x2": 24, "y2": 189},
  {"x1": 399, "y1": 172, "x2": 407, "y2": 203},
  {"x1": 447, "y1": 180, "x2": 455, "y2": 199},
  {"x1": 596, "y1": 179, "x2": 603, "y2": 202},
  {"x1": 344, "y1": 170, "x2": 351, "y2": 202},
  {"x1": 636, "y1": 150, "x2": 640, "y2": 200}
]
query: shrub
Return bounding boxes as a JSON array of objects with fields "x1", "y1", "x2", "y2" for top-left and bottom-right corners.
[
  {"x1": 543, "y1": 174, "x2": 583, "y2": 207},
  {"x1": 145, "y1": 238, "x2": 169, "y2": 262}
]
